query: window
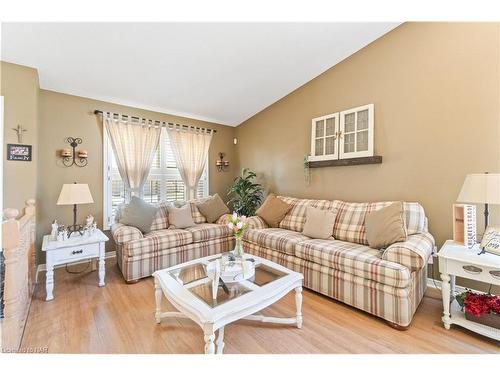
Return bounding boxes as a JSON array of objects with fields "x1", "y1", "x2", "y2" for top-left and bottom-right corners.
[
  {"x1": 309, "y1": 113, "x2": 339, "y2": 161},
  {"x1": 103, "y1": 128, "x2": 209, "y2": 229},
  {"x1": 309, "y1": 104, "x2": 374, "y2": 161},
  {"x1": 339, "y1": 104, "x2": 374, "y2": 159}
]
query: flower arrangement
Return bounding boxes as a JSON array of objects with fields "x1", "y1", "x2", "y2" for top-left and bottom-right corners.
[
  {"x1": 456, "y1": 290, "x2": 500, "y2": 329},
  {"x1": 227, "y1": 213, "x2": 249, "y2": 258},
  {"x1": 456, "y1": 291, "x2": 500, "y2": 316}
]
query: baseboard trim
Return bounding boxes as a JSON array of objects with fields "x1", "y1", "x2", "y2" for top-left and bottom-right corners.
[{"x1": 35, "y1": 251, "x2": 116, "y2": 283}]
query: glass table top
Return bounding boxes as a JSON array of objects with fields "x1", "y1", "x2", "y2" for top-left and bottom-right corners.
[{"x1": 168, "y1": 256, "x2": 288, "y2": 308}]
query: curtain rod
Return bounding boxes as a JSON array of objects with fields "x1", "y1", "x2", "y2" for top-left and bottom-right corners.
[{"x1": 94, "y1": 110, "x2": 217, "y2": 133}]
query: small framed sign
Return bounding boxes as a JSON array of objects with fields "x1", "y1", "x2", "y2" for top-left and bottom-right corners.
[
  {"x1": 7, "y1": 144, "x2": 32, "y2": 161},
  {"x1": 480, "y1": 226, "x2": 500, "y2": 256}
]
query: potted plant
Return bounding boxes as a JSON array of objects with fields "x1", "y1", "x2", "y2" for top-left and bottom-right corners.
[
  {"x1": 227, "y1": 168, "x2": 264, "y2": 217},
  {"x1": 455, "y1": 290, "x2": 500, "y2": 329}
]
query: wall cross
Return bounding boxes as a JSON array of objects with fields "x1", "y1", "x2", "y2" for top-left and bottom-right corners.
[{"x1": 12, "y1": 124, "x2": 27, "y2": 143}]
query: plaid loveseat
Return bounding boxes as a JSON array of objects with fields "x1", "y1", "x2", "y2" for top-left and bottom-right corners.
[
  {"x1": 111, "y1": 199, "x2": 236, "y2": 282},
  {"x1": 242, "y1": 196, "x2": 435, "y2": 327}
]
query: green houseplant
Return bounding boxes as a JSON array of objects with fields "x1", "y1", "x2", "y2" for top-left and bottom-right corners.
[{"x1": 227, "y1": 168, "x2": 264, "y2": 217}]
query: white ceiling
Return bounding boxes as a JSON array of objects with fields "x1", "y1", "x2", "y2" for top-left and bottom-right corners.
[{"x1": 1, "y1": 23, "x2": 399, "y2": 126}]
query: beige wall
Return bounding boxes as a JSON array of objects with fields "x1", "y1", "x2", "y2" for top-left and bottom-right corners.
[
  {"x1": 1, "y1": 61, "x2": 39, "y2": 211},
  {"x1": 236, "y1": 23, "x2": 500, "y2": 291},
  {"x1": 37, "y1": 90, "x2": 236, "y2": 262}
]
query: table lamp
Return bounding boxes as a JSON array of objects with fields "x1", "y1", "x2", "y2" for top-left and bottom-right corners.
[
  {"x1": 457, "y1": 173, "x2": 500, "y2": 229},
  {"x1": 57, "y1": 182, "x2": 94, "y2": 237}
]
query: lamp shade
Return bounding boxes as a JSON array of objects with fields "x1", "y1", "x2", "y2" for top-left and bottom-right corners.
[
  {"x1": 57, "y1": 183, "x2": 94, "y2": 205},
  {"x1": 457, "y1": 173, "x2": 500, "y2": 205}
]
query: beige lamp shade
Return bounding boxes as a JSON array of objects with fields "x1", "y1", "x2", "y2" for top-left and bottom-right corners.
[
  {"x1": 457, "y1": 173, "x2": 500, "y2": 204},
  {"x1": 57, "y1": 183, "x2": 94, "y2": 205}
]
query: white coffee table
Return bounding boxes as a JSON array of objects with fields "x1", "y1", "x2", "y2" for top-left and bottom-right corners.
[{"x1": 153, "y1": 254, "x2": 304, "y2": 354}]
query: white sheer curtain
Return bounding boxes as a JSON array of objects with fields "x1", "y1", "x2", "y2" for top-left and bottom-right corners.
[
  {"x1": 167, "y1": 127, "x2": 213, "y2": 200},
  {"x1": 104, "y1": 113, "x2": 161, "y2": 198}
]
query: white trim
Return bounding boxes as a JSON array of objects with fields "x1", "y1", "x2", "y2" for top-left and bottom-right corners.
[
  {"x1": 35, "y1": 251, "x2": 116, "y2": 283},
  {"x1": 102, "y1": 126, "x2": 112, "y2": 230}
]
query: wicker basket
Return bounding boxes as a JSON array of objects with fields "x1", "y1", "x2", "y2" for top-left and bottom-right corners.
[{"x1": 465, "y1": 312, "x2": 500, "y2": 329}]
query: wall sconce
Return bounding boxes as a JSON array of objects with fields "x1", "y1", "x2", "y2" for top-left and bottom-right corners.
[
  {"x1": 60, "y1": 137, "x2": 88, "y2": 167},
  {"x1": 216, "y1": 152, "x2": 229, "y2": 172}
]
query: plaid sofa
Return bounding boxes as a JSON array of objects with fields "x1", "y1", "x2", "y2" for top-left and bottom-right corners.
[
  {"x1": 111, "y1": 200, "x2": 235, "y2": 282},
  {"x1": 242, "y1": 196, "x2": 435, "y2": 327}
]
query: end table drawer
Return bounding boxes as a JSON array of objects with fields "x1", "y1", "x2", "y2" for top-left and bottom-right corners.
[
  {"x1": 54, "y1": 243, "x2": 100, "y2": 263},
  {"x1": 446, "y1": 260, "x2": 500, "y2": 285}
]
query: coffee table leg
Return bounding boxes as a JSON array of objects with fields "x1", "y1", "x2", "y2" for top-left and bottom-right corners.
[
  {"x1": 295, "y1": 286, "x2": 303, "y2": 328},
  {"x1": 154, "y1": 277, "x2": 162, "y2": 324},
  {"x1": 216, "y1": 326, "x2": 225, "y2": 354},
  {"x1": 203, "y1": 324, "x2": 216, "y2": 354}
]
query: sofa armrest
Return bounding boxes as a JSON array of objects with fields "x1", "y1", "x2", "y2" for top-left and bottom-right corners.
[
  {"x1": 382, "y1": 232, "x2": 435, "y2": 271},
  {"x1": 111, "y1": 223, "x2": 144, "y2": 245}
]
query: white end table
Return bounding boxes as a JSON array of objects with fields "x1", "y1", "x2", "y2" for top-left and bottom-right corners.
[
  {"x1": 41, "y1": 229, "x2": 109, "y2": 301},
  {"x1": 438, "y1": 240, "x2": 500, "y2": 341}
]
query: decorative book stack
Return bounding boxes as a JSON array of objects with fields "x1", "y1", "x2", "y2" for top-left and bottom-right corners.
[{"x1": 453, "y1": 204, "x2": 477, "y2": 249}]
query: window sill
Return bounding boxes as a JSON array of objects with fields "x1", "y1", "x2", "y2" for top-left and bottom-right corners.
[{"x1": 308, "y1": 156, "x2": 382, "y2": 168}]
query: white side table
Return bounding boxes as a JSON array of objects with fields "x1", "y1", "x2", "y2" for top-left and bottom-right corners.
[
  {"x1": 41, "y1": 229, "x2": 109, "y2": 301},
  {"x1": 438, "y1": 240, "x2": 500, "y2": 341}
]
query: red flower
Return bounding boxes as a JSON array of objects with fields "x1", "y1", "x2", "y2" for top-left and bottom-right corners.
[
  {"x1": 487, "y1": 295, "x2": 500, "y2": 315},
  {"x1": 463, "y1": 292, "x2": 493, "y2": 317}
]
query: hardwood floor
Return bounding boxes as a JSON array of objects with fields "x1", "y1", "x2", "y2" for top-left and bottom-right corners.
[{"x1": 21, "y1": 259, "x2": 499, "y2": 354}]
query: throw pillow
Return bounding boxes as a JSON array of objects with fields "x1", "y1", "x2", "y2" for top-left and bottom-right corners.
[
  {"x1": 365, "y1": 201, "x2": 407, "y2": 249},
  {"x1": 196, "y1": 193, "x2": 230, "y2": 223},
  {"x1": 256, "y1": 194, "x2": 292, "y2": 228},
  {"x1": 302, "y1": 205, "x2": 336, "y2": 239},
  {"x1": 119, "y1": 196, "x2": 158, "y2": 234},
  {"x1": 168, "y1": 205, "x2": 196, "y2": 229}
]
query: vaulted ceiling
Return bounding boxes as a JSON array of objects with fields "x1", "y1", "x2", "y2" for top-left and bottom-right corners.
[{"x1": 2, "y1": 23, "x2": 399, "y2": 125}]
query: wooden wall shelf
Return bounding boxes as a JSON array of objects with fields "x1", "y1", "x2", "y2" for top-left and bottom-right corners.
[{"x1": 308, "y1": 156, "x2": 382, "y2": 168}]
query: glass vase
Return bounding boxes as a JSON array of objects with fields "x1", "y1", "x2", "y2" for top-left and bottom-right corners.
[{"x1": 233, "y1": 236, "x2": 244, "y2": 259}]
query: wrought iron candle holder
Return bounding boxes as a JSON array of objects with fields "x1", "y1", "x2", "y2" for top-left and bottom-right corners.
[
  {"x1": 61, "y1": 137, "x2": 88, "y2": 167},
  {"x1": 216, "y1": 152, "x2": 229, "y2": 172}
]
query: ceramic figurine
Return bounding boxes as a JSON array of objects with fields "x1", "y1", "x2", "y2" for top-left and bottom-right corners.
[
  {"x1": 86, "y1": 214, "x2": 94, "y2": 228},
  {"x1": 51, "y1": 220, "x2": 59, "y2": 241}
]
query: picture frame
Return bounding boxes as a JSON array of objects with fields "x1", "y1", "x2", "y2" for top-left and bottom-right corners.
[
  {"x1": 7, "y1": 144, "x2": 32, "y2": 162},
  {"x1": 479, "y1": 226, "x2": 500, "y2": 256}
]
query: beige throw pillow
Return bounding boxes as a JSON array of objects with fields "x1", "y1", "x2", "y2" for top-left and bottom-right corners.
[
  {"x1": 168, "y1": 205, "x2": 196, "y2": 229},
  {"x1": 365, "y1": 202, "x2": 407, "y2": 249},
  {"x1": 302, "y1": 205, "x2": 336, "y2": 239},
  {"x1": 256, "y1": 194, "x2": 292, "y2": 228},
  {"x1": 196, "y1": 193, "x2": 230, "y2": 223},
  {"x1": 119, "y1": 196, "x2": 158, "y2": 234}
]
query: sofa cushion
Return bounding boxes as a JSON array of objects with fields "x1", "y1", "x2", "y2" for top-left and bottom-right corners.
[
  {"x1": 278, "y1": 196, "x2": 339, "y2": 232},
  {"x1": 333, "y1": 201, "x2": 427, "y2": 245},
  {"x1": 244, "y1": 228, "x2": 310, "y2": 255},
  {"x1": 168, "y1": 205, "x2": 196, "y2": 229},
  {"x1": 196, "y1": 193, "x2": 230, "y2": 223},
  {"x1": 333, "y1": 201, "x2": 389, "y2": 245},
  {"x1": 119, "y1": 196, "x2": 158, "y2": 233},
  {"x1": 365, "y1": 202, "x2": 407, "y2": 249},
  {"x1": 302, "y1": 205, "x2": 336, "y2": 239},
  {"x1": 186, "y1": 224, "x2": 231, "y2": 243},
  {"x1": 150, "y1": 202, "x2": 171, "y2": 231},
  {"x1": 125, "y1": 229, "x2": 193, "y2": 257},
  {"x1": 295, "y1": 239, "x2": 411, "y2": 288},
  {"x1": 256, "y1": 194, "x2": 292, "y2": 228}
]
